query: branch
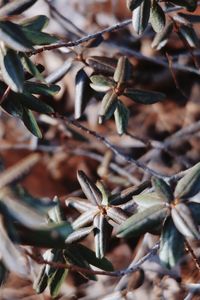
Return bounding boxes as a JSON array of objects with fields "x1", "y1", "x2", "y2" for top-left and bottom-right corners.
[{"x1": 26, "y1": 243, "x2": 159, "y2": 277}]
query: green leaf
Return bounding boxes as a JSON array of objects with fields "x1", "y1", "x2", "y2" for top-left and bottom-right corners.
[
  {"x1": 127, "y1": 0, "x2": 144, "y2": 11},
  {"x1": 107, "y1": 206, "x2": 128, "y2": 224},
  {"x1": 179, "y1": 25, "x2": 199, "y2": 48},
  {"x1": 177, "y1": 13, "x2": 200, "y2": 24},
  {"x1": 169, "y1": 0, "x2": 197, "y2": 12},
  {"x1": 65, "y1": 226, "x2": 93, "y2": 244},
  {"x1": 64, "y1": 247, "x2": 96, "y2": 281},
  {"x1": 86, "y1": 56, "x2": 116, "y2": 76},
  {"x1": 188, "y1": 202, "x2": 200, "y2": 225},
  {"x1": 77, "y1": 170, "x2": 102, "y2": 205},
  {"x1": 17, "y1": 92, "x2": 54, "y2": 114},
  {"x1": 114, "y1": 100, "x2": 129, "y2": 135},
  {"x1": 94, "y1": 214, "x2": 112, "y2": 259},
  {"x1": 24, "y1": 81, "x2": 60, "y2": 96},
  {"x1": 21, "y1": 27, "x2": 58, "y2": 45},
  {"x1": 49, "y1": 267, "x2": 68, "y2": 298},
  {"x1": 0, "y1": 0, "x2": 37, "y2": 16},
  {"x1": 72, "y1": 209, "x2": 97, "y2": 230},
  {"x1": 20, "y1": 15, "x2": 49, "y2": 31},
  {"x1": 65, "y1": 197, "x2": 94, "y2": 213},
  {"x1": 159, "y1": 218, "x2": 184, "y2": 269},
  {"x1": 22, "y1": 108, "x2": 42, "y2": 138},
  {"x1": 134, "y1": 192, "x2": 165, "y2": 208},
  {"x1": 124, "y1": 88, "x2": 165, "y2": 104},
  {"x1": 171, "y1": 203, "x2": 200, "y2": 240},
  {"x1": 150, "y1": 1, "x2": 165, "y2": 33},
  {"x1": 75, "y1": 244, "x2": 114, "y2": 271},
  {"x1": 117, "y1": 204, "x2": 168, "y2": 238},
  {"x1": 2, "y1": 92, "x2": 24, "y2": 118},
  {"x1": 0, "y1": 47, "x2": 24, "y2": 92},
  {"x1": 34, "y1": 266, "x2": 48, "y2": 294},
  {"x1": 75, "y1": 68, "x2": 91, "y2": 119},
  {"x1": 113, "y1": 56, "x2": 132, "y2": 84},
  {"x1": 151, "y1": 177, "x2": 173, "y2": 202},
  {"x1": 174, "y1": 162, "x2": 200, "y2": 199},
  {"x1": 151, "y1": 21, "x2": 173, "y2": 50},
  {"x1": 0, "y1": 21, "x2": 33, "y2": 51},
  {"x1": 132, "y1": 0, "x2": 151, "y2": 35},
  {"x1": 20, "y1": 53, "x2": 44, "y2": 81},
  {"x1": 90, "y1": 75, "x2": 114, "y2": 92},
  {"x1": 99, "y1": 90, "x2": 118, "y2": 124}
]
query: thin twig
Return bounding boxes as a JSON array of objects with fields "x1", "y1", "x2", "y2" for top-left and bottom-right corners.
[{"x1": 26, "y1": 243, "x2": 159, "y2": 277}]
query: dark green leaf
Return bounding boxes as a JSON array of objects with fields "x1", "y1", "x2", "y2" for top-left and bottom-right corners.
[
  {"x1": 134, "y1": 192, "x2": 165, "y2": 208},
  {"x1": 132, "y1": 0, "x2": 151, "y2": 35},
  {"x1": 159, "y1": 218, "x2": 184, "y2": 269},
  {"x1": 127, "y1": 0, "x2": 144, "y2": 11},
  {"x1": 75, "y1": 244, "x2": 114, "y2": 271},
  {"x1": 86, "y1": 56, "x2": 116, "y2": 76},
  {"x1": 0, "y1": 0, "x2": 37, "y2": 16},
  {"x1": 114, "y1": 100, "x2": 129, "y2": 135},
  {"x1": 150, "y1": 1, "x2": 166, "y2": 33},
  {"x1": 151, "y1": 21, "x2": 173, "y2": 50},
  {"x1": 17, "y1": 92, "x2": 54, "y2": 114},
  {"x1": 20, "y1": 53, "x2": 44, "y2": 82},
  {"x1": 188, "y1": 202, "x2": 200, "y2": 225},
  {"x1": 99, "y1": 90, "x2": 118, "y2": 124},
  {"x1": 177, "y1": 13, "x2": 200, "y2": 24},
  {"x1": 65, "y1": 226, "x2": 93, "y2": 244},
  {"x1": 124, "y1": 88, "x2": 165, "y2": 104},
  {"x1": 21, "y1": 15, "x2": 49, "y2": 31},
  {"x1": 24, "y1": 81, "x2": 60, "y2": 96},
  {"x1": 21, "y1": 28, "x2": 58, "y2": 45},
  {"x1": 0, "y1": 21, "x2": 33, "y2": 51},
  {"x1": 151, "y1": 177, "x2": 173, "y2": 202},
  {"x1": 94, "y1": 214, "x2": 112, "y2": 259},
  {"x1": 117, "y1": 204, "x2": 168, "y2": 238},
  {"x1": 22, "y1": 108, "x2": 42, "y2": 138},
  {"x1": 90, "y1": 74, "x2": 114, "y2": 92},
  {"x1": 49, "y1": 267, "x2": 68, "y2": 298},
  {"x1": 34, "y1": 266, "x2": 48, "y2": 294},
  {"x1": 169, "y1": 0, "x2": 197, "y2": 12},
  {"x1": 171, "y1": 203, "x2": 200, "y2": 239},
  {"x1": 174, "y1": 162, "x2": 200, "y2": 199},
  {"x1": 75, "y1": 68, "x2": 91, "y2": 119},
  {"x1": 113, "y1": 56, "x2": 132, "y2": 84},
  {"x1": 0, "y1": 47, "x2": 24, "y2": 92},
  {"x1": 179, "y1": 25, "x2": 199, "y2": 48}
]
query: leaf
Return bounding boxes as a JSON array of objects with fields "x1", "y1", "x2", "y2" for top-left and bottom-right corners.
[
  {"x1": 151, "y1": 21, "x2": 173, "y2": 50},
  {"x1": 150, "y1": 1, "x2": 165, "y2": 33},
  {"x1": 20, "y1": 53, "x2": 44, "y2": 81},
  {"x1": 77, "y1": 170, "x2": 102, "y2": 205},
  {"x1": 49, "y1": 267, "x2": 68, "y2": 298},
  {"x1": 151, "y1": 177, "x2": 173, "y2": 202},
  {"x1": 34, "y1": 266, "x2": 48, "y2": 294},
  {"x1": 177, "y1": 13, "x2": 200, "y2": 24},
  {"x1": 93, "y1": 214, "x2": 112, "y2": 259},
  {"x1": 0, "y1": 0, "x2": 37, "y2": 16},
  {"x1": 86, "y1": 56, "x2": 116, "y2": 76},
  {"x1": 171, "y1": 203, "x2": 200, "y2": 239},
  {"x1": 174, "y1": 162, "x2": 200, "y2": 199},
  {"x1": 0, "y1": 216, "x2": 28, "y2": 276},
  {"x1": 90, "y1": 74, "x2": 114, "y2": 92},
  {"x1": 72, "y1": 209, "x2": 97, "y2": 230},
  {"x1": 107, "y1": 207, "x2": 128, "y2": 224},
  {"x1": 65, "y1": 197, "x2": 94, "y2": 213},
  {"x1": 179, "y1": 25, "x2": 199, "y2": 48},
  {"x1": 99, "y1": 90, "x2": 118, "y2": 124},
  {"x1": 65, "y1": 226, "x2": 93, "y2": 244},
  {"x1": 0, "y1": 21, "x2": 33, "y2": 51},
  {"x1": 45, "y1": 60, "x2": 72, "y2": 84},
  {"x1": 124, "y1": 88, "x2": 165, "y2": 104},
  {"x1": 75, "y1": 244, "x2": 114, "y2": 271},
  {"x1": 132, "y1": 0, "x2": 151, "y2": 35},
  {"x1": 17, "y1": 92, "x2": 54, "y2": 114},
  {"x1": 117, "y1": 204, "x2": 168, "y2": 238},
  {"x1": 75, "y1": 68, "x2": 91, "y2": 119},
  {"x1": 21, "y1": 27, "x2": 58, "y2": 45},
  {"x1": 188, "y1": 203, "x2": 200, "y2": 225},
  {"x1": 134, "y1": 192, "x2": 165, "y2": 208},
  {"x1": 169, "y1": 0, "x2": 197, "y2": 12},
  {"x1": 24, "y1": 82, "x2": 60, "y2": 96},
  {"x1": 159, "y1": 218, "x2": 184, "y2": 269},
  {"x1": 22, "y1": 108, "x2": 42, "y2": 138},
  {"x1": 0, "y1": 153, "x2": 40, "y2": 189},
  {"x1": 2, "y1": 95, "x2": 24, "y2": 118},
  {"x1": 20, "y1": 15, "x2": 49, "y2": 31},
  {"x1": 114, "y1": 100, "x2": 129, "y2": 135},
  {"x1": 113, "y1": 56, "x2": 132, "y2": 84},
  {"x1": 127, "y1": 0, "x2": 144, "y2": 11},
  {"x1": 48, "y1": 196, "x2": 66, "y2": 223},
  {"x1": 0, "y1": 47, "x2": 24, "y2": 93},
  {"x1": 0, "y1": 187, "x2": 47, "y2": 229},
  {"x1": 64, "y1": 247, "x2": 96, "y2": 281}
]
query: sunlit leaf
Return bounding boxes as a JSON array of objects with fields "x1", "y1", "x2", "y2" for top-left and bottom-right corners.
[
  {"x1": 99, "y1": 90, "x2": 118, "y2": 124},
  {"x1": 22, "y1": 108, "x2": 42, "y2": 138},
  {"x1": 90, "y1": 74, "x2": 114, "y2": 92},
  {"x1": 151, "y1": 21, "x2": 173, "y2": 50},
  {"x1": 113, "y1": 56, "x2": 132, "y2": 84},
  {"x1": 152, "y1": 177, "x2": 173, "y2": 202},
  {"x1": 114, "y1": 100, "x2": 129, "y2": 135},
  {"x1": 94, "y1": 214, "x2": 112, "y2": 259},
  {"x1": 72, "y1": 209, "x2": 97, "y2": 230},
  {"x1": 150, "y1": 1, "x2": 165, "y2": 33},
  {"x1": 75, "y1": 68, "x2": 91, "y2": 119},
  {"x1": 65, "y1": 226, "x2": 93, "y2": 244},
  {"x1": 132, "y1": 0, "x2": 151, "y2": 35}
]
